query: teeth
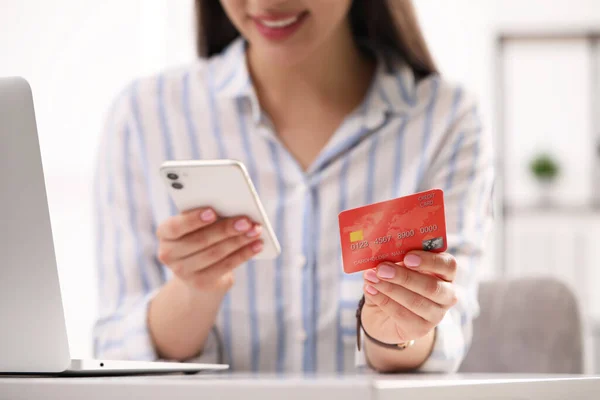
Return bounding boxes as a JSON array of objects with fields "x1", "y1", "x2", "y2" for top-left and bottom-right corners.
[{"x1": 260, "y1": 15, "x2": 299, "y2": 28}]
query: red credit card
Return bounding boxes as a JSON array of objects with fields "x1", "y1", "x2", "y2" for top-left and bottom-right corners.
[{"x1": 338, "y1": 189, "x2": 447, "y2": 274}]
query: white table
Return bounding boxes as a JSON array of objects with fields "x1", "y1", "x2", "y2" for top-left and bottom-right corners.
[{"x1": 1, "y1": 373, "x2": 599, "y2": 400}]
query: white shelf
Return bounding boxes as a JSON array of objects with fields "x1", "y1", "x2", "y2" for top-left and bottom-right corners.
[{"x1": 503, "y1": 204, "x2": 600, "y2": 216}]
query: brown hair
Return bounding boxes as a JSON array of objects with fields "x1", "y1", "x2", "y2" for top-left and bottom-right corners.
[{"x1": 194, "y1": 0, "x2": 438, "y2": 79}]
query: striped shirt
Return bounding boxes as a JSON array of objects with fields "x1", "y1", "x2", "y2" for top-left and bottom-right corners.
[{"x1": 93, "y1": 37, "x2": 495, "y2": 374}]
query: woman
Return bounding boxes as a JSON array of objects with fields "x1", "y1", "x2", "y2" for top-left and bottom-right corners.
[{"x1": 93, "y1": 0, "x2": 494, "y2": 373}]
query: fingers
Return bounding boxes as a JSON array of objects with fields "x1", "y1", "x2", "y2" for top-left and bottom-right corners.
[
  {"x1": 361, "y1": 252, "x2": 459, "y2": 343},
  {"x1": 156, "y1": 207, "x2": 217, "y2": 240},
  {"x1": 159, "y1": 217, "x2": 261, "y2": 263},
  {"x1": 189, "y1": 240, "x2": 264, "y2": 291},
  {"x1": 363, "y1": 285, "x2": 432, "y2": 341},
  {"x1": 403, "y1": 251, "x2": 458, "y2": 282},
  {"x1": 364, "y1": 269, "x2": 446, "y2": 324},
  {"x1": 365, "y1": 263, "x2": 457, "y2": 306},
  {"x1": 171, "y1": 232, "x2": 262, "y2": 276}
]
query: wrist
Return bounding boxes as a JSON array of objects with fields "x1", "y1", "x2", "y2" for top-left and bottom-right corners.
[
  {"x1": 356, "y1": 295, "x2": 416, "y2": 351},
  {"x1": 172, "y1": 275, "x2": 230, "y2": 306},
  {"x1": 149, "y1": 275, "x2": 228, "y2": 361},
  {"x1": 364, "y1": 328, "x2": 435, "y2": 373}
]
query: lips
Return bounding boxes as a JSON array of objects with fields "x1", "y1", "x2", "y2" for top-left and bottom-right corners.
[
  {"x1": 257, "y1": 14, "x2": 301, "y2": 28},
  {"x1": 251, "y1": 11, "x2": 309, "y2": 41}
]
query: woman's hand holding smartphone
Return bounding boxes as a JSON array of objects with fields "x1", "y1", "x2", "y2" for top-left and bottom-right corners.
[
  {"x1": 156, "y1": 159, "x2": 280, "y2": 292},
  {"x1": 156, "y1": 207, "x2": 264, "y2": 292},
  {"x1": 147, "y1": 160, "x2": 280, "y2": 361},
  {"x1": 148, "y1": 205, "x2": 265, "y2": 361}
]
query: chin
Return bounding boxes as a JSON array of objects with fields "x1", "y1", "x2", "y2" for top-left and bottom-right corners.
[
  {"x1": 249, "y1": 36, "x2": 318, "y2": 68},
  {"x1": 262, "y1": 48, "x2": 310, "y2": 68}
]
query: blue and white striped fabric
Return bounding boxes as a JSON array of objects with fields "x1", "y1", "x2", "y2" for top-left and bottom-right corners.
[{"x1": 93, "y1": 37, "x2": 494, "y2": 373}]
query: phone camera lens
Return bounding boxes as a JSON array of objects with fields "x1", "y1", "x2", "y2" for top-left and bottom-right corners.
[
  {"x1": 167, "y1": 173, "x2": 179, "y2": 180},
  {"x1": 172, "y1": 182, "x2": 184, "y2": 190}
]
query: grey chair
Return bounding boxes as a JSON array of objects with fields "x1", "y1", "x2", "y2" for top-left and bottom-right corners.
[{"x1": 459, "y1": 277, "x2": 585, "y2": 373}]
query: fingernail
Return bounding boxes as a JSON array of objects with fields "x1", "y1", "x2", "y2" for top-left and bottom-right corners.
[
  {"x1": 201, "y1": 209, "x2": 215, "y2": 222},
  {"x1": 252, "y1": 241, "x2": 264, "y2": 253},
  {"x1": 377, "y1": 263, "x2": 396, "y2": 279},
  {"x1": 234, "y1": 219, "x2": 251, "y2": 232},
  {"x1": 364, "y1": 269, "x2": 380, "y2": 284},
  {"x1": 405, "y1": 254, "x2": 422, "y2": 268},
  {"x1": 365, "y1": 285, "x2": 379, "y2": 295},
  {"x1": 246, "y1": 225, "x2": 262, "y2": 238}
]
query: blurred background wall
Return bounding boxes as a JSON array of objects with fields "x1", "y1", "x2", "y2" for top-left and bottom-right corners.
[{"x1": 1, "y1": 0, "x2": 599, "y2": 372}]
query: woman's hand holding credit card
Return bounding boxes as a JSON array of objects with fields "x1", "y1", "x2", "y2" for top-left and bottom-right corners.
[{"x1": 338, "y1": 189, "x2": 459, "y2": 348}]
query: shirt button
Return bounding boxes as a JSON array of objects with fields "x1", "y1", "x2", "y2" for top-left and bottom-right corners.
[
  {"x1": 296, "y1": 330, "x2": 307, "y2": 342},
  {"x1": 297, "y1": 255, "x2": 307, "y2": 269}
]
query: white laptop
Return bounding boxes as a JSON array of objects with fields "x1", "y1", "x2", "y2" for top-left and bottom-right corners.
[{"x1": 0, "y1": 77, "x2": 229, "y2": 376}]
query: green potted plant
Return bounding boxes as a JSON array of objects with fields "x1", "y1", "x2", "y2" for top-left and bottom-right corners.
[{"x1": 529, "y1": 153, "x2": 560, "y2": 205}]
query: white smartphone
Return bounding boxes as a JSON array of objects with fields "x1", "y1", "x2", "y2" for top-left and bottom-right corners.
[{"x1": 159, "y1": 159, "x2": 281, "y2": 260}]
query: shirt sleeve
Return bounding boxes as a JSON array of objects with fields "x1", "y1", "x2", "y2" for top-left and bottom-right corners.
[
  {"x1": 417, "y1": 89, "x2": 495, "y2": 372},
  {"x1": 354, "y1": 88, "x2": 495, "y2": 373},
  {"x1": 92, "y1": 81, "x2": 226, "y2": 364},
  {"x1": 93, "y1": 82, "x2": 224, "y2": 364},
  {"x1": 92, "y1": 83, "x2": 164, "y2": 361}
]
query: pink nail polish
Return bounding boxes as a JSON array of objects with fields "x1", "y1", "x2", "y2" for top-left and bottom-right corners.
[
  {"x1": 246, "y1": 225, "x2": 262, "y2": 238},
  {"x1": 201, "y1": 209, "x2": 215, "y2": 222},
  {"x1": 234, "y1": 219, "x2": 251, "y2": 232},
  {"x1": 365, "y1": 285, "x2": 379, "y2": 295},
  {"x1": 377, "y1": 264, "x2": 396, "y2": 279},
  {"x1": 405, "y1": 254, "x2": 421, "y2": 268},
  {"x1": 252, "y1": 241, "x2": 264, "y2": 253},
  {"x1": 364, "y1": 269, "x2": 380, "y2": 284}
]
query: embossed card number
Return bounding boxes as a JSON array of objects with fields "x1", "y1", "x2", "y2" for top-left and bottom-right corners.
[{"x1": 338, "y1": 189, "x2": 448, "y2": 274}]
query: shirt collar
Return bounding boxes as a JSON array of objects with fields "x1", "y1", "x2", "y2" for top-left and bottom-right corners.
[
  {"x1": 211, "y1": 37, "x2": 418, "y2": 120},
  {"x1": 211, "y1": 37, "x2": 263, "y2": 124},
  {"x1": 212, "y1": 37, "x2": 253, "y2": 99}
]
